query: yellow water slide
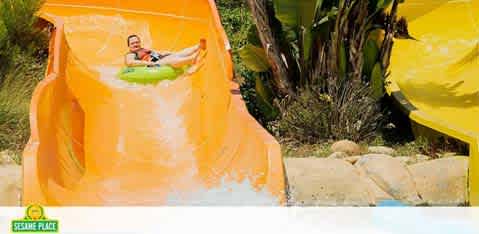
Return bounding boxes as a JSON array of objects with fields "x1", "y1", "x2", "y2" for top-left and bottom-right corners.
[
  {"x1": 22, "y1": 0, "x2": 287, "y2": 205},
  {"x1": 389, "y1": 0, "x2": 479, "y2": 205}
]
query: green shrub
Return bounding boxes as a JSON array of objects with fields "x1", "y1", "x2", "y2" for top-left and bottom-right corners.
[
  {"x1": 0, "y1": 73, "x2": 33, "y2": 153},
  {"x1": 0, "y1": 0, "x2": 48, "y2": 54},
  {"x1": 278, "y1": 80, "x2": 383, "y2": 144},
  {"x1": 236, "y1": 0, "x2": 411, "y2": 143},
  {"x1": 0, "y1": 50, "x2": 46, "y2": 153},
  {"x1": 278, "y1": 89, "x2": 332, "y2": 143}
]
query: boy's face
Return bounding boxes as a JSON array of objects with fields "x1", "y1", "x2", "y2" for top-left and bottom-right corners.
[{"x1": 128, "y1": 36, "x2": 141, "y2": 52}]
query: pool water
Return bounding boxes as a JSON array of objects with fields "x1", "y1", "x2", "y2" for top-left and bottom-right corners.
[{"x1": 377, "y1": 200, "x2": 408, "y2": 207}]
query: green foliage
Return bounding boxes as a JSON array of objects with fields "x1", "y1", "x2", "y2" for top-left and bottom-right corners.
[
  {"x1": 0, "y1": 0, "x2": 48, "y2": 154},
  {"x1": 273, "y1": 0, "x2": 323, "y2": 61},
  {"x1": 238, "y1": 44, "x2": 271, "y2": 72},
  {"x1": 0, "y1": 53, "x2": 46, "y2": 154},
  {"x1": 0, "y1": 0, "x2": 48, "y2": 55},
  {"x1": 371, "y1": 62, "x2": 384, "y2": 100},
  {"x1": 0, "y1": 16, "x2": 12, "y2": 75},
  {"x1": 363, "y1": 39, "x2": 380, "y2": 77},
  {"x1": 278, "y1": 89, "x2": 332, "y2": 143},
  {"x1": 246, "y1": 25, "x2": 262, "y2": 47},
  {"x1": 255, "y1": 74, "x2": 279, "y2": 121},
  {"x1": 236, "y1": 0, "x2": 409, "y2": 143},
  {"x1": 279, "y1": 80, "x2": 383, "y2": 143},
  {"x1": 216, "y1": 0, "x2": 263, "y2": 121},
  {"x1": 338, "y1": 41, "x2": 347, "y2": 80},
  {"x1": 392, "y1": 137, "x2": 431, "y2": 157},
  {"x1": 376, "y1": 0, "x2": 393, "y2": 10},
  {"x1": 281, "y1": 141, "x2": 332, "y2": 158},
  {"x1": 216, "y1": 0, "x2": 252, "y2": 75},
  {"x1": 273, "y1": 0, "x2": 322, "y2": 29},
  {"x1": 241, "y1": 0, "x2": 397, "y2": 92}
]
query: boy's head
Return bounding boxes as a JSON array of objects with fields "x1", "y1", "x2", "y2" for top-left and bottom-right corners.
[{"x1": 127, "y1": 35, "x2": 141, "y2": 52}]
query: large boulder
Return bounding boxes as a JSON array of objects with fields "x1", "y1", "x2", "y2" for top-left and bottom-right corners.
[
  {"x1": 413, "y1": 154, "x2": 431, "y2": 164},
  {"x1": 0, "y1": 165, "x2": 22, "y2": 206},
  {"x1": 356, "y1": 165, "x2": 393, "y2": 202},
  {"x1": 285, "y1": 157, "x2": 373, "y2": 206},
  {"x1": 395, "y1": 156, "x2": 413, "y2": 165},
  {"x1": 409, "y1": 157, "x2": 468, "y2": 206},
  {"x1": 368, "y1": 146, "x2": 396, "y2": 155},
  {"x1": 344, "y1": 156, "x2": 362, "y2": 164},
  {"x1": 355, "y1": 154, "x2": 423, "y2": 205},
  {"x1": 331, "y1": 140, "x2": 361, "y2": 156},
  {"x1": 328, "y1": 152, "x2": 349, "y2": 159}
]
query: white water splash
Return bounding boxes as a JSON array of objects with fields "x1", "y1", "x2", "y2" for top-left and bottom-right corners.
[
  {"x1": 165, "y1": 178, "x2": 281, "y2": 206},
  {"x1": 96, "y1": 65, "x2": 197, "y2": 168}
]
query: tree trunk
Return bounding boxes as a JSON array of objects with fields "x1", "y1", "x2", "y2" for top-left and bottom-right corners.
[
  {"x1": 349, "y1": 0, "x2": 369, "y2": 86},
  {"x1": 246, "y1": 0, "x2": 293, "y2": 97},
  {"x1": 380, "y1": 0, "x2": 400, "y2": 71}
]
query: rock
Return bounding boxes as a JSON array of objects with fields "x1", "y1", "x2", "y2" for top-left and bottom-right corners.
[
  {"x1": 0, "y1": 150, "x2": 16, "y2": 165},
  {"x1": 0, "y1": 165, "x2": 22, "y2": 206},
  {"x1": 437, "y1": 152, "x2": 458, "y2": 158},
  {"x1": 331, "y1": 140, "x2": 361, "y2": 156},
  {"x1": 344, "y1": 156, "x2": 362, "y2": 164},
  {"x1": 409, "y1": 157, "x2": 468, "y2": 206},
  {"x1": 368, "y1": 146, "x2": 396, "y2": 155},
  {"x1": 356, "y1": 165, "x2": 393, "y2": 202},
  {"x1": 328, "y1": 152, "x2": 349, "y2": 159},
  {"x1": 285, "y1": 158, "x2": 373, "y2": 206},
  {"x1": 414, "y1": 154, "x2": 431, "y2": 163},
  {"x1": 355, "y1": 154, "x2": 423, "y2": 205},
  {"x1": 395, "y1": 156, "x2": 413, "y2": 165}
]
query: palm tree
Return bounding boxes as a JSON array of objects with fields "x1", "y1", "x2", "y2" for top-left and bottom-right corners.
[{"x1": 240, "y1": 0, "x2": 409, "y2": 141}]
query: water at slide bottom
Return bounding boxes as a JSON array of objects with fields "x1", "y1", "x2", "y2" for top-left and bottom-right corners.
[{"x1": 376, "y1": 200, "x2": 408, "y2": 207}]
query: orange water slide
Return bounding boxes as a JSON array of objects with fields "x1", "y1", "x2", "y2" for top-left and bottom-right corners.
[{"x1": 22, "y1": 0, "x2": 287, "y2": 205}]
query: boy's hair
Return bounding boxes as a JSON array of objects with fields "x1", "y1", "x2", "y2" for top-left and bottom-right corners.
[{"x1": 127, "y1": 34, "x2": 140, "y2": 46}]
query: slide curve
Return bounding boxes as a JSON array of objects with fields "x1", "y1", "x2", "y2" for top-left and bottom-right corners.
[
  {"x1": 22, "y1": 0, "x2": 286, "y2": 205},
  {"x1": 389, "y1": 0, "x2": 479, "y2": 205}
]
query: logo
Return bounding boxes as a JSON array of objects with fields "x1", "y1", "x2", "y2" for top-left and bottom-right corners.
[{"x1": 11, "y1": 204, "x2": 58, "y2": 233}]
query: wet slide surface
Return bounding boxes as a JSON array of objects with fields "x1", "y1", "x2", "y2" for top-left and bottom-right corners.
[
  {"x1": 23, "y1": 0, "x2": 286, "y2": 205},
  {"x1": 389, "y1": 0, "x2": 479, "y2": 205}
]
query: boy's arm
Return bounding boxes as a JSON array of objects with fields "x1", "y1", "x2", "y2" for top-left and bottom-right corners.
[
  {"x1": 125, "y1": 53, "x2": 154, "y2": 67},
  {"x1": 155, "y1": 50, "x2": 174, "y2": 56}
]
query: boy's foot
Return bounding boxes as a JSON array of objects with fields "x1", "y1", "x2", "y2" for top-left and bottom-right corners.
[{"x1": 200, "y1": 39, "x2": 207, "y2": 50}]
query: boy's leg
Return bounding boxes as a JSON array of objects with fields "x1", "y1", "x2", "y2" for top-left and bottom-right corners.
[
  {"x1": 176, "y1": 58, "x2": 206, "y2": 80},
  {"x1": 174, "y1": 44, "x2": 200, "y2": 57},
  {"x1": 157, "y1": 53, "x2": 197, "y2": 68}
]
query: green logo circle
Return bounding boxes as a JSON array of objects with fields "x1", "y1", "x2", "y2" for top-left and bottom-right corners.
[{"x1": 25, "y1": 204, "x2": 45, "y2": 220}]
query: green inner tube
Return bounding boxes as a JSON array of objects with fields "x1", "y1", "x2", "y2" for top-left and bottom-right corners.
[{"x1": 117, "y1": 65, "x2": 189, "y2": 84}]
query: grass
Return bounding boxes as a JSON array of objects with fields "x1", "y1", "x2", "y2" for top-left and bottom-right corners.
[
  {"x1": 366, "y1": 135, "x2": 429, "y2": 157},
  {"x1": 282, "y1": 134, "x2": 468, "y2": 161},
  {"x1": 0, "y1": 54, "x2": 46, "y2": 162},
  {"x1": 391, "y1": 138, "x2": 430, "y2": 157},
  {"x1": 281, "y1": 140, "x2": 333, "y2": 158}
]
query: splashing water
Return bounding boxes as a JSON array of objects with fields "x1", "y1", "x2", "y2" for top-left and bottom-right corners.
[
  {"x1": 91, "y1": 66, "x2": 281, "y2": 206},
  {"x1": 165, "y1": 178, "x2": 281, "y2": 206}
]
